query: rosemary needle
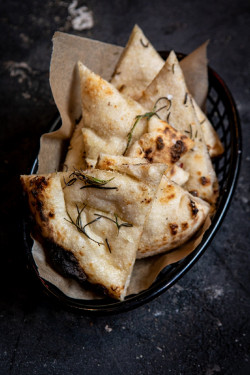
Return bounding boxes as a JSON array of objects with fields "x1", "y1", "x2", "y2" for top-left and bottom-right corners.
[
  {"x1": 65, "y1": 205, "x2": 104, "y2": 246},
  {"x1": 123, "y1": 96, "x2": 172, "y2": 155},
  {"x1": 64, "y1": 170, "x2": 117, "y2": 190},
  {"x1": 65, "y1": 207, "x2": 133, "y2": 247}
]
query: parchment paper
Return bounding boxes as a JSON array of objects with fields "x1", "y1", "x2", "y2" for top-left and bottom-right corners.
[
  {"x1": 32, "y1": 31, "x2": 211, "y2": 299},
  {"x1": 180, "y1": 40, "x2": 209, "y2": 111}
]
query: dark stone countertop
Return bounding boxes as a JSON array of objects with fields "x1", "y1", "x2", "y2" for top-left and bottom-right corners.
[{"x1": 0, "y1": 1, "x2": 250, "y2": 374}]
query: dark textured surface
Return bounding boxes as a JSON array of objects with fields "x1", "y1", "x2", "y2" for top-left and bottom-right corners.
[{"x1": 1, "y1": 1, "x2": 250, "y2": 374}]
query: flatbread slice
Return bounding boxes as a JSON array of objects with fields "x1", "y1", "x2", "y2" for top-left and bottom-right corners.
[
  {"x1": 111, "y1": 27, "x2": 223, "y2": 158},
  {"x1": 139, "y1": 51, "x2": 218, "y2": 204},
  {"x1": 96, "y1": 153, "x2": 189, "y2": 186},
  {"x1": 78, "y1": 61, "x2": 193, "y2": 164},
  {"x1": 111, "y1": 24, "x2": 164, "y2": 101},
  {"x1": 21, "y1": 164, "x2": 165, "y2": 300},
  {"x1": 127, "y1": 115, "x2": 193, "y2": 166},
  {"x1": 95, "y1": 154, "x2": 210, "y2": 257},
  {"x1": 137, "y1": 175, "x2": 210, "y2": 258},
  {"x1": 78, "y1": 61, "x2": 148, "y2": 160},
  {"x1": 63, "y1": 119, "x2": 86, "y2": 171}
]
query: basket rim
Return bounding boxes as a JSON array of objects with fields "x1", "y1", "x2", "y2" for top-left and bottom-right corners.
[{"x1": 22, "y1": 61, "x2": 242, "y2": 315}]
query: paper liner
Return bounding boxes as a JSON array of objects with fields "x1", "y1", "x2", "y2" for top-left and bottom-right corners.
[
  {"x1": 180, "y1": 40, "x2": 209, "y2": 111},
  {"x1": 38, "y1": 32, "x2": 123, "y2": 174},
  {"x1": 32, "y1": 31, "x2": 211, "y2": 300}
]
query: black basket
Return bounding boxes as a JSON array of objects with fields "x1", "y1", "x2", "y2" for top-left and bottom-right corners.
[{"x1": 23, "y1": 61, "x2": 241, "y2": 314}]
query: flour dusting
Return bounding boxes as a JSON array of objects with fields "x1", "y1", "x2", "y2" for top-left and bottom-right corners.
[
  {"x1": 105, "y1": 324, "x2": 112, "y2": 333},
  {"x1": 68, "y1": 0, "x2": 94, "y2": 31},
  {"x1": 6, "y1": 62, "x2": 32, "y2": 84}
]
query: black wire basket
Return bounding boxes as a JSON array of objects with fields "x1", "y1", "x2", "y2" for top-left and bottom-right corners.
[{"x1": 23, "y1": 56, "x2": 242, "y2": 314}]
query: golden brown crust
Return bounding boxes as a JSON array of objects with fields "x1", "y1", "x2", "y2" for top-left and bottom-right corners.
[
  {"x1": 137, "y1": 51, "x2": 218, "y2": 204},
  {"x1": 90, "y1": 155, "x2": 210, "y2": 259},
  {"x1": 127, "y1": 118, "x2": 194, "y2": 166},
  {"x1": 137, "y1": 176, "x2": 210, "y2": 258},
  {"x1": 21, "y1": 165, "x2": 165, "y2": 300}
]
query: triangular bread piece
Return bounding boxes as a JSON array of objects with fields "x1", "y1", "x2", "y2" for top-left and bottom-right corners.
[
  {"x1": 21, "y1": 164, "x2": 165, "y2": 300},
  {"x1": 63, "y1": 119, "x2": 86, "y2": 171},
  {"x1": 78, "y1": 61, "x2": 193, "y2": 164},
  {"x1": 111, "y1": 24, "x2": 164, "y2": 101},
  {"x1": 78, "y1": 61, "x2": 148, "y2": 160},
  {"x1": 127, "y1": 115, "x2": 193, "y2": 166},
  {"x1": 95, "y1": 154, "x2": 210, "y2": 257},
  {"x1": 111, "y1": 28, "x2": 223, "y2": 158},
  {"x1": 139, "y1": 51, "x2": 218, "y2": 204},
  {"x1": 96, "y1": 153, "x2": 189, "y2": 186},
  {"x1": 138, "y1": 175, "x2": 210, "y2": 257}
]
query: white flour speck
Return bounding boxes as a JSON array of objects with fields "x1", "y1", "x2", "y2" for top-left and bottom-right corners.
[
  {"x1": 105, "y1": 324, "x2": 112, "y2": 333},
  {"x1": 6, "y1": 61, "x2": 32, "y2": 84},
  {"x1": 153, "y1": 311, "x2": 165, "y2": 317},
  {"x1": 68, "y1": 0, "x2": 94, "y2": 31}
]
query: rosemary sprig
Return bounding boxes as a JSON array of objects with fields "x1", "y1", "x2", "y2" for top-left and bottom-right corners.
[
  {"x1": 94, "y1": 213, "x2": 133, "y2": 232},
  {"x1": 63, "y1": 176, "x2": 77, "y2": 187},
  {"x1": 105, "y1": 238, "x2": 112, "y2": 253},
  {"x1": 153, "y1": 96, "x2": 172, "y2": 112},
  {"x1": 64, "y1": 170, "x2": 117, "y2": 190},
  {"x1": 189, "y1": 124, "x2": 193, "y2": 139},
  {"x1": 65, "y1": 204, "x2": 104, "y2": 246},
  {"x1": 115, "y1": 213, "x2": 133, "y2": 231},
  {"x1": 183, "y1": 92, "x2": 188, "y2": 105},
  {"x1": 166, "y1": 112, "x2": 171, "y2": 123},
  {"x1": 75, "y1": 204, "x2": 86, "y2": 229},
  {"x1": 73, "y1": 170, "x2": 114, "y2": 185},
  {"x1": 184, "y1": 124, "x2": 194, "y2": 140},
  {"x1": 65, "y1": 206, "x2": 133, "y2": 250},
  {"x1": 123, "y1": 96, "x2": 172, "y2": 155},
  {"x1": 82, "y1": 217, "x2": 103, "y2": 245},
  {"x1": 140, "y1": 38, "x2": 149, "y2": 48}
]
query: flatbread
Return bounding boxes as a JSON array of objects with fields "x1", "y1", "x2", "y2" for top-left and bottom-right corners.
[
  {"x1": 110, "y1": 27, "x2": 223, "y2": 158},
  {"x1": 21, "y1": 163, "x2": 165, "y2": 300},
  {"x1": 78, "y1": 61, "x2": 193, "y2": 165},
  {"x1": 78, "y1": 61, "x2": 149, "y2": 160},
  {"x1": 139, "y1": 51, "x2": 218, "y2": 204},
  {"x1": 111, "y1": 24, "x2": 164, "y2": 101},
  {"x1": 63, "y1": 119, "x2": 86, "y2": 171},
  {"x1": 95, "y1": 154, "x2": 210, "y2": 258},
  {"x1": 166, "y1": 164, "x2": 189, "y2": 186},
  {"x1": 127, "y1": 115, "x2": 194, "y2": 166},
  {"x1": 96, "y1": 153, "x2": 189, "y2": 186},
  {"x1": 138, "y1": 175, "x2": 210, "y2": 257}
]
